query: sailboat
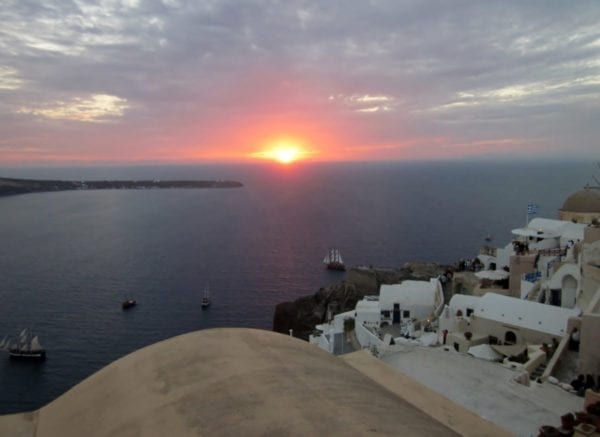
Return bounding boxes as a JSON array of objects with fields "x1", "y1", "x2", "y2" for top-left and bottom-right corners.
[
  {"x1": 3, "y1": 329, "x2": 46, "y2": 361},
  {"x1": 201, "y1": 285, "x2": 211, "y2": 309},
  {"x1": 323, "y1": 248, "x2": 346, "y2": 271}
]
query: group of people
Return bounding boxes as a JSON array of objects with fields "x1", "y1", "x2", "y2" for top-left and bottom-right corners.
[
  {"x1": 540, "y1": 338, "x2": 561, "y2": 360},
  {"x1": 437, "y1": 269, "x2": 454, "y2": 284},
  {"x1": 512, "y1": 240, "x2": 529, "y2": 255},
  {"x1": 456, "y1": 258, "x2": 482, "y2": 272},
  {"x1": 570, "y1": 374, "x2": 599, "y2": 397}
]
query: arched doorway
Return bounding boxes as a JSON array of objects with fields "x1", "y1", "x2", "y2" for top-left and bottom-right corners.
[
  {"x1": 562, "y1": 275, "x2": 578, "y2": 308},
  {"x1": 504, "y1": 331, "x2": 517, "y2": 345}
]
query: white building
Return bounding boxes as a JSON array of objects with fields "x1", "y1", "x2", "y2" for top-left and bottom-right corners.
[
  {"x1": 473, "y1": 216, "x2": 589, "y2": 308},
  {"x1": 473, "y1": 293, "x2": 579, "y2": 341},
  {"x1": 309, "y1": 310, "x2": 354, "y2": 354},
  {"x1": 441, "y1": 292, "x2": 580, "y2": 354},
  {"x1": 512, "y1": 218, "x2": 586, "y2": 251},
  {"x1": 310, "y1": 279, "x2": 444, "y2": 353},
  {"x1": 478, "y1": 218, "x2": 586, "y2": 273},
  {"x1": 379, "y1": 279, "x2": 444, "y2": 323}
]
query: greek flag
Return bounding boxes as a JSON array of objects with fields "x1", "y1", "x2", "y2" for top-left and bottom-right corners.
[{"x1": 527, "y1": 203, "x2": 539, "y2": 215}]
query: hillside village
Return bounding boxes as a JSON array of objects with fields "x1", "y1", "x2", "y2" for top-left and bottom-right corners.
[{"x1": 309, "y1": 184, "x2": 600, "y2": 436}]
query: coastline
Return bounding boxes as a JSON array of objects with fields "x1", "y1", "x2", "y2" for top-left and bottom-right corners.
[{"x1": 0, "y1": 176, "x2": 243, "y2": 197}]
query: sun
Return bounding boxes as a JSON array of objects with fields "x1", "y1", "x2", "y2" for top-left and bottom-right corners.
[
  {"x1": 272, "y1": 145, "x2": 301, "y2": 164},
  {"x1": 251, "y1": 139, "x2": 312, "y2": 164}
]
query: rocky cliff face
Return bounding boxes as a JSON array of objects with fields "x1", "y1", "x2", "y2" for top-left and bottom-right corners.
[{"x1": 273, "y1": 263, "x2": 449, "y2": 340}]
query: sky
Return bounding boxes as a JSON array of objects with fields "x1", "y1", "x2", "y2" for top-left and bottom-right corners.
[{"x1": 1, "y1": 0, "x2": 599, "y2": 164}]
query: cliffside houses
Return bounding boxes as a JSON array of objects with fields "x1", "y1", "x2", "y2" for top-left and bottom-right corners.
[
  {"x1": 474, "y1": 217, "x2": 587, "y2": 302},
  {"x1": 310, "y1": 185, "x2": 600, "y2": 386},
  {"x1": 444, "y1": 188, "x2": 600, "y2": 381},
  {"x1": 307, "y1": 185, "x2": 600, "y2": 434},
  {"x1": 464, "y1": 189, "x2": 600, "y2": 379},
  {"x1": 310, "y1": 278, "x2": 444, "y2": 353},
  {"x1": 441, "y1": 292, "x2": 580, "y2": 374}
]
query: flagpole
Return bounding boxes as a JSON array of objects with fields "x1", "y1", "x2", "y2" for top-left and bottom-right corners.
[{"x1": 526, "y1": 203, "x2": 538, "y2": 226}]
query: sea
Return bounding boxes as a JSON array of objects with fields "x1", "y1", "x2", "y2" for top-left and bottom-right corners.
[{"x1": 0, "y1": 159, "x2": 592, "y2": 413}]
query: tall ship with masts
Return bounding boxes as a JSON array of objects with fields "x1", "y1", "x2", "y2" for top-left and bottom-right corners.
[
  {"x1": 323, "y1": 248, "x2": 346, "y2": 271},
  {"x1": 0, "y1": 329, "x2": 46, "y2": 361}
]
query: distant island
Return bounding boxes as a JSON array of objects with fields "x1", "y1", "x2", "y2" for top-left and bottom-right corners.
[{"x1": 0, "y1": 176, "x2": 243, "y2": 197}]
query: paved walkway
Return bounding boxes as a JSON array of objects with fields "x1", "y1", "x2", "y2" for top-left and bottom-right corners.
[
  {"x1": 378, "y1": 345, "x2": 583, "y2": 436},
  {"x1": 342, "y1": 350, "x2": 510, "y2": 437}
]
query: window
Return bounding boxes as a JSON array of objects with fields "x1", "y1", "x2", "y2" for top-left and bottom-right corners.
[
  {"x1": 466, "y1": 308, "x2": 474, "y2": 317},
  {"x1": 403, "y1": 310, "x2": 410, "y2": 318}
]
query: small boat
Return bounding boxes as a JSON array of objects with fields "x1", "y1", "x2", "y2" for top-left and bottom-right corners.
[
  {"x1": 3, "y1": 329, "x2": 46, "y2": 361},
  {"x1": 201, "y1": 286, "x2": 211, "y2": 309},
  {"x1": 323, "y1": 248, "x2": 346, "y2": 271},
  {"x1": 122, "y1": 298, "x2": 137, "y2": 310}
]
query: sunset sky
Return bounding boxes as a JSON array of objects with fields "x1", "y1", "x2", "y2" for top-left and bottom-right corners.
[{"x1": 1, "y1": 1, "x2": 599, "y2": 164}]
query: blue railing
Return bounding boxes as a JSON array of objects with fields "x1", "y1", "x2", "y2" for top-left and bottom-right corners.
[{"x1": 524, "y1": 271, "x2": 542, "y2": 283}]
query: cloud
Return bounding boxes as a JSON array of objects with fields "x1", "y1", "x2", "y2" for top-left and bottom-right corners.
[
  {"x1": 0, "y1": 66, "x2": 24, "y2": 90},
  {"x1": 353, "y1": 95, "x2": 393, "y2": 103},
  {"x1": 329, "y1": 93, "x2": 398, "y2": 113},
  {"x1": 0, "y1": 0, "x2": 599, "y2": 162},
  {"x1": 427, "y1": 74, "x2": 600, "y2": 113},
  {"x1": 18, "y1": 94, "x2": 129, "y2": 122},
  {"x1": 355, "y1": 106, "x2": 394, "y2": 113}
]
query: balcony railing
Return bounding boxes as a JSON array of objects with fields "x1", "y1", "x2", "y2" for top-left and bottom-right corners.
[{"x1": 524, "y1": 271, "x2": 542, "y2": 283}]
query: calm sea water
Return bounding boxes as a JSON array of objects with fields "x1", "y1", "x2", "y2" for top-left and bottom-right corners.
[{"x1": 0, "y1": 160, "x2": 591, "y2": 413}]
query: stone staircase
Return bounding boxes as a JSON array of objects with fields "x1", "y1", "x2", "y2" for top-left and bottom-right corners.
[
  {"x1": 526, "y1": 282, "x2": 542, "y2": 302},
  {"x1": 531, "y1": 362, "x2": 548, "y2": 381}
]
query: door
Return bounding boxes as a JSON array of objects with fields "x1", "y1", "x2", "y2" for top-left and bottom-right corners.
[{"x1": 393, "y1": 303, "x2": 400, "y2": 324}]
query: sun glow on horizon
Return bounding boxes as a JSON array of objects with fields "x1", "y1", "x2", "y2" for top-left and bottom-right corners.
[
  {"x1": 272, "y1": 146, "x2": 301, "y2": 164},
  {"x1": 251, "y1": 139, "x2": 314, "y2": 164}
]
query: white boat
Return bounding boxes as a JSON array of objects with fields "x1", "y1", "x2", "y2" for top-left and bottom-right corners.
[
  {"x1": 323, "y1": 248, "x2": 345, "y2": 271},
  {"x1": 201, "y1": 286, "x2": 211, "y2": 308},
  {"x1": 3, "y1": 329, "x2": 46, "y2": 361}
]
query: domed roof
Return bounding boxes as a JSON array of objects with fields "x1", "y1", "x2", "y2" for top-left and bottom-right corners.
[
  {"x1": 2, "y1": 328, "x2": 459, "y2": 437},
  {"x1": 561, "y1": 188, "x2": 600, "y2": 213}
]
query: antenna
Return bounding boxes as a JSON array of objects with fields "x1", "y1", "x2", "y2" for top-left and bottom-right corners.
[{"x1": 586, "y1": 162, "x2": 600, "y2": 189}]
